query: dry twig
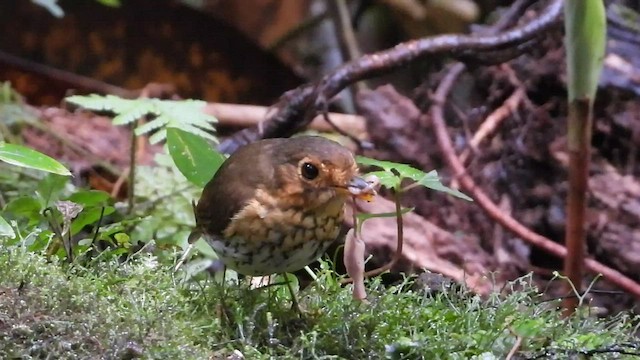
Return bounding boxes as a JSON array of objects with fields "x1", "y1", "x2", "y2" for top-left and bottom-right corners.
[
  {"x1": 458, "y1": 87, "x2": 525, "y2": 165},
  {"x1": 505, "y1": 333, "x2": 523, "y2": 360}
]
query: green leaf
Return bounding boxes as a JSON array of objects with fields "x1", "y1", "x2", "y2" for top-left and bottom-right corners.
[
  {"x1": 5, "y1": 197, "x2": 42, "y2": 219},
  {"x1": 37, "y1": 174, "x2": 69, "y2": 207},
  {"x1": 66, "y1": 94, "x2": 128, "y2": 113},
  {"x1": 564, "y1": 0, "x2": 606, "y2": 100},
  {"x1": 67, "y1": 190, "x2": 111, "y2": 207},
  {"x1": 112, "y1": 101, "x2": 155, "y2": 125},
  {"x1": 415, "y1": 170, "x2": 473, "y2": 201},
  {"x1": 0, "y1": 142, "x2": 71, "y2": 176},
  {"x1": 512, "y1": 318, "x2": 546, "y2": 338},
  {"x1": 96, "y1": 223, "x2": 127, "y2": 243},
  {"x1": 166, "y1": 127, "x2": 226, "y2": 187},
  {"x1": 96, "y1": 0, "x2": 121, "y2": 7},
  {"x1": 114, "y1": 232, "x2": 131, "y2": 248},
  {"x1": 67, "y1": 190, "x2": 115, "y2": 235},
  {"x1": 70, "y1": 206, "x2": 115, "y2": 236},
  {"x1": 356, "y1": 156, "x2": 472, "y2": 201},
  {"x1": 356, "y1": 157, "x2": 424, "y2": 189},
  {"x1": 0, "y1": 216, "x2": 15, "y2": 238}
]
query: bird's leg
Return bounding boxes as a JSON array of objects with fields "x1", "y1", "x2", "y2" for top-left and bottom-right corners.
[
  {"x1": 267, "y1": 275, "x2": 274, "y2": 310},
  {"x1": 221, "y1": 266, "x2": 227, "y2": 297},
  {"x1": 282, "y1": 273, "x2": 302, "y2": 315},
  {"x1": 216, "y1": 266, "x2": 234, "y2": 326}
]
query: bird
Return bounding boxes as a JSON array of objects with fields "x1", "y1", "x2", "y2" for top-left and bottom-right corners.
[{"x1": 193, "y1": 136, "x2": 375, "y2": 276}]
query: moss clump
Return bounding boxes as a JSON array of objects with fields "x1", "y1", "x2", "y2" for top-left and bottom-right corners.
[
  {"x1": 0, "y1": 247, "x2": 215, "y2": 359},
  {"x1": 0, "y1": 244, "x2": 637, "y2": 359}
]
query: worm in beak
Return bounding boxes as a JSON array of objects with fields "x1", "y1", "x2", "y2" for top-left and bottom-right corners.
[{"x1": 347, "y1": 175, "x2": 379, "y2": 202}]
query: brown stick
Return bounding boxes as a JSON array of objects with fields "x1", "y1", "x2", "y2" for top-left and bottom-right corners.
[
  {"x1": 203, "y1": 103, "x2": 367, "y2": 139},
  {"x1": 429, "y1": 63, "x2": 640, "y2": 298}
]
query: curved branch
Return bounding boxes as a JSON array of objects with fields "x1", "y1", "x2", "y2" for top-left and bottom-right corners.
[
  {"x1": 313, "y1": 0, "x2": 561, "y2": 106},
  {"x1": 219, "y1": 0, "x2": 562, "y2": 154}
]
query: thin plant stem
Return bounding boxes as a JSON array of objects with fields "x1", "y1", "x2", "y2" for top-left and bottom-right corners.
[
  {"x1": 562, "y1": 99, "x2": 592, "y2": 314},
  {"x1": 127, "y1": 121, "x2": 138, "y2": 214},
  {"x1": 562, "y1": 0, "x2": 606, "y2": 315}
]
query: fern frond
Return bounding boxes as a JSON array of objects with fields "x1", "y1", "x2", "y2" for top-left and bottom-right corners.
[
  {"x1": 135, "y1": 115, "x2": 170, "y2": 136},
  {"x1": 66, "y1": 95, "x2": 218, "y2": 144},
  {"x1": 112, "y1": 102, "x2": 155, "y2": 125}
]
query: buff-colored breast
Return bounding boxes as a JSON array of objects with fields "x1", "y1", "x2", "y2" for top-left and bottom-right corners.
[{"x1": 205, "y1": 188, "x2": 346, "y2": 276}]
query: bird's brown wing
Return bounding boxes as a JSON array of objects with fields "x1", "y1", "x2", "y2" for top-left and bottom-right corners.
[{"x1": 195, "y1": 139, "x2": 280, "y2": 236}]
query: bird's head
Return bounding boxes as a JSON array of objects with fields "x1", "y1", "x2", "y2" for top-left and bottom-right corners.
[
  {"x1": 194, "y1": 136, "x2": 377, "y2": 238},
  {"x1": 270, "y1": 137, "x2": 376, "y2": 210}
]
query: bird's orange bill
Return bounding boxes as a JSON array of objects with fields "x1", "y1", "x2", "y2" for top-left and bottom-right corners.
[{"x1": 347, "y1": 175, "x2": 378, "y2": 202}]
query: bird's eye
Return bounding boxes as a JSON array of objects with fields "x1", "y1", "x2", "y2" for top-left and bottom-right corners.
[{"x1": 301, "y1": 162, "x2": 319, "y2": 180}]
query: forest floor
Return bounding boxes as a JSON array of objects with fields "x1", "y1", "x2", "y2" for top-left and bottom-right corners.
[{"x1": 1, "y1": 0, "x2": 640, "y2": 358}]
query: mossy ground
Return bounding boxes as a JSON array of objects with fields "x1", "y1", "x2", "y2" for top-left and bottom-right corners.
[{"x1": 0, "y1": 243, "x2": 638, "y2": 359}]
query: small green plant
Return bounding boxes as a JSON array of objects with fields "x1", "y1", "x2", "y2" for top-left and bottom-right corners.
[
  {"x1": 562, "y1": 0, "x2": 606, "y2": 314},
  {"x1": 341, "y1": 156, "x2": 472, "y2": 299},
  {"x1": 65, "y1": 94, "x2": 222, "y2": 216},
  {"x1": 2, "y1": 93, "x2": 222, "y2": 264},
  {"x1": 356, "y1": 156, "x2": 472, "y2": 200},
  {"x1": 0, "y1": 81, "x2": 72, "y2": 240}
]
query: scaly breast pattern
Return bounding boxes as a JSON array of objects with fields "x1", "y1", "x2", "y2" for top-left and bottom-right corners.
[{"x1": 205, "y1": 189, "x2": 346, "y2": 276}]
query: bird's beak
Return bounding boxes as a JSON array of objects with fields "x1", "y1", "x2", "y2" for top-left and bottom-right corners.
[{"x1": 347, "y1": 175, "x2": 378, "y2": 202}]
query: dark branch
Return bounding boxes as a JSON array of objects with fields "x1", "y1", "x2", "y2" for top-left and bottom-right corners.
[{"x1": 218, "y1": 0, "x2": 562, "y2": 154}]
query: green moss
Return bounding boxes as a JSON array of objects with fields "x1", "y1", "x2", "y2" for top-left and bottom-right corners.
[
  {"x1": 0, "y1": 245, "x2": 637, "y2": 359},
  {"x1": 0, "y1": 247, "x2": 215, "y2": 359}
]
